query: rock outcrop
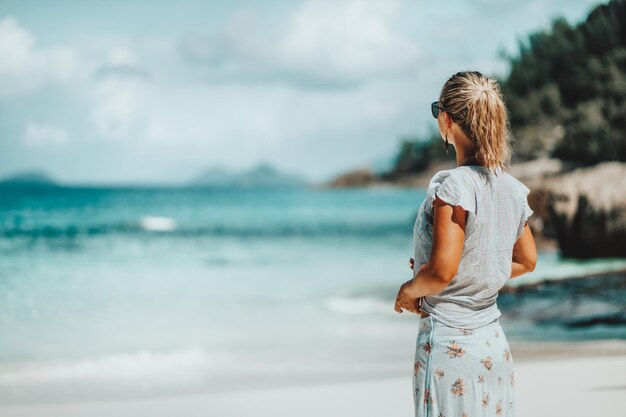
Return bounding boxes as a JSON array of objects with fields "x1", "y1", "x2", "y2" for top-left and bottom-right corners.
[{"x1": 534, "y1": 161, "x2": 626, "y2": 258}]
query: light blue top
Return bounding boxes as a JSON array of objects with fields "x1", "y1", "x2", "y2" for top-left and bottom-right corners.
[{"x1": 412, "y1": 165, "x2": 534, "y2": 329}]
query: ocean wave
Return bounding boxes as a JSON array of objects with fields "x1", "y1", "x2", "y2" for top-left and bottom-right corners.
[
  {"x1": 0, "y1": 344, "x2": 409, "y2": 404},
  {"x1": 0, "y1": 347, "x2": 222, "y2": 386},
  {"x1": 138, "y1": 216, "x2": 177, "y2": 232},
  {"x1": 0, "y1": 345, "x2": 396, "y2": 395},
  {"x1": 0, "y1": 221, "x2": 408, "y2": 239}
]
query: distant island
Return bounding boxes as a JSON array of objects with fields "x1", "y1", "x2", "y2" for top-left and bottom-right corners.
[
  {"x1": 189, "y1": 162, "x2": 310, "y2": 188},
  {"x1": 0, "y1": 170, "x2": 59, "y2": 187},
  {"x1": 0, "y1": 164, "x2": 311, "y2": 189}
]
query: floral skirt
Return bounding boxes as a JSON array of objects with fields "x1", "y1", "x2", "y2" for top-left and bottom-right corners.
[{"x1": 413, "y1": 315, "x2": 515, "y2": 417}]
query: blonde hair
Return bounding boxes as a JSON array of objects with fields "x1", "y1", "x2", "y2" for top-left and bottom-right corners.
[{"x1": 439, "y1": 71, "x2": 513, "y2": 173}]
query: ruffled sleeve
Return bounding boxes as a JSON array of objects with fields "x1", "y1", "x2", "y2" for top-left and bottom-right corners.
[
  {"x1": 516, "y1": 180, "x2": 534, "y2": 240},
  {"x1": 424, "y1": 169, "x2": 479, "y2": 226}
]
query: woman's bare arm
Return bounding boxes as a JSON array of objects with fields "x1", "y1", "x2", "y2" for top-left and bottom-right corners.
[
  {"x1": 397, "y1": 196, "x2": 466, "y2": 299},
  {"x1": 510, "y1": 221, "x2": 537, "y2": 279}
]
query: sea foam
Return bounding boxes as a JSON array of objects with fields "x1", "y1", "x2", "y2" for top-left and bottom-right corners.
[{"x1": 138, "y1": 216, "x2": 177, "y2": 232}]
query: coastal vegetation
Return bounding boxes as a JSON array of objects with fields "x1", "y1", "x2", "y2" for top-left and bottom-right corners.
[{"x1": 385, "y1": 0, "x2": 625, "y2": 177}]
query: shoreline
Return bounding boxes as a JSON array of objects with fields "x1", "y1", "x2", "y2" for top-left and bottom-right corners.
[
  {"x1": 0, "y1": 349, "x2": 624, "y2": 417},
  {"x1": 509, "y1": 338, "x2": 626, "y2": 362}
]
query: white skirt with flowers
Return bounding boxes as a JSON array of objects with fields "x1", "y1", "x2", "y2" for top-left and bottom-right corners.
[{"x1": 413, "y1": 315, "x2": 515, "y2": 417}]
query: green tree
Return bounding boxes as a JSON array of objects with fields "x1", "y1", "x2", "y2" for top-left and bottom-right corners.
[
  {"x1": 502, "y1": 0, "x2": 626, "y2": 164},
  {"x1": 385, "y1": 0, "x2": 625, "y2": 177}
]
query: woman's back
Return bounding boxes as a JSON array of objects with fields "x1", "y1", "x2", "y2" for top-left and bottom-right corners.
[{"x1": 413, "y1": 165, "x2": 533, "y2": 329}]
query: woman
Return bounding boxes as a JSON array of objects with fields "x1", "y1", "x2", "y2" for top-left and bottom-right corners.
[{"x1": 394, "y1": 70, "x2": 537, "y2": 417}]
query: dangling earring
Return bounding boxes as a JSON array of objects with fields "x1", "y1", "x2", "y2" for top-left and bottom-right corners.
[{"x1": 444, "y1": 129, "x2": 450, "y2": 155}]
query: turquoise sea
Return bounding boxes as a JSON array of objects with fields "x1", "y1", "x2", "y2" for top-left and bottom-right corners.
[{"x1": 1, "y1": 185, "x2": 625, "y2": 403}]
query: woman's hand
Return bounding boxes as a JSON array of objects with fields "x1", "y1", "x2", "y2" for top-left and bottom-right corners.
[{"x1": 394, "y1": 280, "x2": 422, "y2": 314}]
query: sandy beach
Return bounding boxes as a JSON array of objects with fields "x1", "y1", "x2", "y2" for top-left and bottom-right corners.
[{"x1": 1, "y1": 340, "x2": 624, "y2": 417}]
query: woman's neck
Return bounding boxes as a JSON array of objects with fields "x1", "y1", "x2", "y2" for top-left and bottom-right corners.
[{"x1": 457, "y1": 155, "x2": 481, "y2": 167}]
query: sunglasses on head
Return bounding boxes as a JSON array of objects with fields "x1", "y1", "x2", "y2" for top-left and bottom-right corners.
[{"x1": 431, "y1": 101, "x2": 444, "y2": 118}]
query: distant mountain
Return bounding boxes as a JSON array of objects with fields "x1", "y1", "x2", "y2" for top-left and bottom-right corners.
[
  {"x1": 0, "y1": 170, "x2": 59, "y2": 187},
  {"x1": 190, "y1": 163, "x2": 310, "y2": 188}
]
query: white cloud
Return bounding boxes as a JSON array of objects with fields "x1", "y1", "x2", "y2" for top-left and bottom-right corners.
[
  {"x1": 0, "y1": 16, "x2": 84, "y2": 98},
  {"x1": 52, "y1": 1, "x2": 422, "y2": 173},
  {"x1": 178, "y1": 0, "x2": 421, "y2": 88},
  {"x1": 23, "y1": 123, "x2": 69, "y2": 148},
  {"x1": 279, "y1": 0, "x2": 420, "y2": 80},
  {"x1": 91, "y1": 47, "x2": 150, "y2": 140}
]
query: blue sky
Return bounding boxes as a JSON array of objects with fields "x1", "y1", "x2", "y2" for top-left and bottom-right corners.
[{"x1": 0, "y1": 0, "x2": 603, "y2": 185}]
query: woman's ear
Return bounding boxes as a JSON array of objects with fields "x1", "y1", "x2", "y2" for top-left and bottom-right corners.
[{"x1": 444, "y1": 112, "x2": 453, "y2": 130}]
